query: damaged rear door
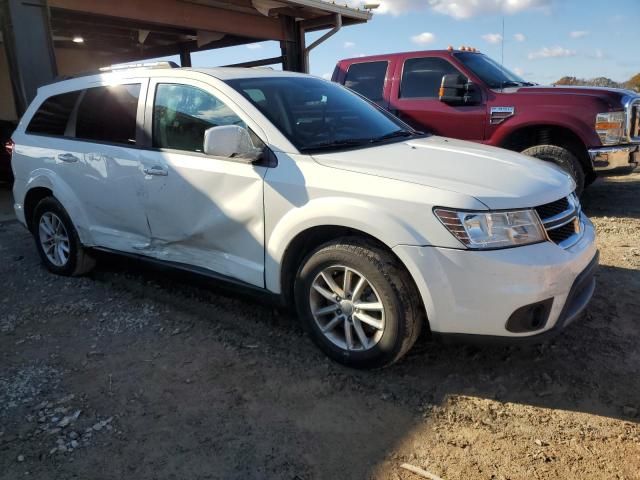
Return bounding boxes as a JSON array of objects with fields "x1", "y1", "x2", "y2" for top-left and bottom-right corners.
[{"x1": 138, "y1": 79, "x2": 268, "y2": 287}]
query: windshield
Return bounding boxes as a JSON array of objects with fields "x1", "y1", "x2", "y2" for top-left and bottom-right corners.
[
  {"x1": 454, "y1": 52, "x2": 534, "y2": 89},
  {"x1": 226, "y1": 76, "x2": 415, "y2": 152}
]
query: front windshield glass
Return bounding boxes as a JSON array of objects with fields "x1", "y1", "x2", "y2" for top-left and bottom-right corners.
[
  {"x1": 454, "y1": 52, "x2": 533, "y2": 89},
  {"x1": 226, "y1": 76, "x2": 414, "y2": 152}
]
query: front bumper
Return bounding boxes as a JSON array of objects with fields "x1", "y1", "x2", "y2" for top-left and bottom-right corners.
[
  {"x1": 392, "y1": 216, "x2": 598, "y2": 339},
  {"x1": 589, "y1": 144, "x2": 639, "y2": 173}
]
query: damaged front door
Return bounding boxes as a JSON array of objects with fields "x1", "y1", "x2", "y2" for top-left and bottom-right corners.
[{"x1": 138, "y1": 80, "x2": 268, "y2": 287}]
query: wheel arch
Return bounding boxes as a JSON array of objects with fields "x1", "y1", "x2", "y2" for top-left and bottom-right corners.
[
  {"x1": 275, "y1": 224, "x2": 428, "y2": 331},
  {"x1": 21, "y1": 171, "x2": 92, "y2": 244}
]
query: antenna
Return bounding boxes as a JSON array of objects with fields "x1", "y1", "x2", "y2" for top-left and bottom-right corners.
[{"x1": 501, "y1": 17, "x2": 505, "y2": 65}]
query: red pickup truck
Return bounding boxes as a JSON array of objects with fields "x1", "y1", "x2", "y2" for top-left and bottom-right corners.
[{"x1": 332, "y1": 49, "x2": 639, "y2": 193}]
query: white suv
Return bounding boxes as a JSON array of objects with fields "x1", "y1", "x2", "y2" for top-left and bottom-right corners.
[{"x1": 10, "y1": 64, "x2": 598, "y2": 368}]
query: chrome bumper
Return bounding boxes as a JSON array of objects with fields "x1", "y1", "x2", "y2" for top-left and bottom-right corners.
[{"x1": 589, "y1": 144, "x2": 639, "y2": 172}]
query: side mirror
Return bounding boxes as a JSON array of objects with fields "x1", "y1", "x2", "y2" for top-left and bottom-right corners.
[
  {"x1": 203, "y1": 125, "x2": 261, "y2": 161},
  {"x1": 439, "y1": 74, "x2": 481, "y2": 106}
]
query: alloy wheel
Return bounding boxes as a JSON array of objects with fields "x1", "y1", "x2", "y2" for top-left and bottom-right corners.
[
  {"x1": 38, "y1": 212, "x2": 70, "y2": 267},
  {"x1": 309, "y1": 265, "x2": 385, "y2": 351}
]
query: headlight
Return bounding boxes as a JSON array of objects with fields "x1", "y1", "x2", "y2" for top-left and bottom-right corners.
[
  {"x1": 595, "y1": 111, "x2": 626, "y2": 145},
  {"x1": 434, "y1": 208, "x2": 546, "y2": 249}
]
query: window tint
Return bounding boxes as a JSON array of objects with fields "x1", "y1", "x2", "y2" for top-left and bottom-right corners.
[
  {"x1": 26, "y1": 91, "x2": 81, "y2": 136},
  {"x1": 76, "y1": 84, "x2": 141, "y2": 145},
  {"x1": 153, "y1": 84, "x2": 245, "y2": 153},
  {"x1": 344, "y1": 61, "x2": 388, "y2": 102},
  {"x1": 400, "y1": 58, "x2": 462, "y2": 98}
]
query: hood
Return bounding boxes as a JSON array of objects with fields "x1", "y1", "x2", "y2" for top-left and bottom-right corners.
[
  {"x1": 312, "y1": 136, "x2": 575, "y2": 210},
  {"x1": 503, "y1": 85, "x2": 637, "y2": 108}
]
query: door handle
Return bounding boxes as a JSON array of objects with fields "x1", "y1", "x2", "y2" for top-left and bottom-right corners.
[
  {"x1": 57, "y1": 153, "x2": 79, "y2": 163},
  {"x1": 143, "y1": 166, "x2": 168, "y2": 176}
]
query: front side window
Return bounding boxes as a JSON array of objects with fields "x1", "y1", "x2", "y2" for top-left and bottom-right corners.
[
  {"x1": 344, "y1": 61, "x2": 388, "y2": 102},
  {"x1": 153, "y1": 83, "x2": 246, "y2": 153},
  {"x1": 27, "y1": 91, "x2": 81, "y2": 136},
  {"x1": 400, "y1": 57, "x2": 462, "y2": 99},
  {"x1": 227, "y1": 76, "x2": 410, "y2": 152},
  {"x1": 76, "y1": 84, "x2": 141, "y2": 145}
]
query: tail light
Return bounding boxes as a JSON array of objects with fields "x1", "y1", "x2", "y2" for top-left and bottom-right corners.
[{"x1": 4, "y1": 139, "x2": 14, "y2": 157}]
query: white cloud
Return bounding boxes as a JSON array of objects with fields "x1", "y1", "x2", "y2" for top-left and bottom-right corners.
[
  {"x1": 411, "y1": 32, "x2": 436, "y2": 45},
  {"x1": 321, "y1": 72, "x2": 332, "y2": 80},
  {"x1": 246, "y1": 43, "x2": 263, "y2": 50},
  {"x1": 528, "y1": 46, "x2": 576, "y2": 59},
  {"x1": 570, "y1": 30, "x2": 589, "y2": 38},
  {"x1": 514, "y1": 33, "x2": 526, "y2": 42},
  {"x1": 346, "y1": 0, "x2": 552, "y2": 19},
  {"x1": 482, "y1": 33, "x2": 503, "y2": 44},
  {"x1": 514, "y1": 67, "x2": 524, "y2": 76},
  {"x1": 344, "y1": 41, "x2": 356, "y2": 48},
  {"x1": 589, "y1": 49, "x2": 608, "y2": 59}
]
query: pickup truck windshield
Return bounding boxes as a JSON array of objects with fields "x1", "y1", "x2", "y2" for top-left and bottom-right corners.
[
  {"x1": 226, "y1": 76, "x2": 414, "y2": 153},
  {"x1": 454, "y1": 52, "x2": 534, "y2": 89}
]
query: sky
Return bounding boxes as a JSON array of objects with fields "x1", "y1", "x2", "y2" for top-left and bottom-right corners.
[{"x1": 174, "y1": 0, "x2": 639, "y2": 85}]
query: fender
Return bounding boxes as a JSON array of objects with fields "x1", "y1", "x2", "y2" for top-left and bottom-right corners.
[
  {"x1": 23, "y1": 169, "x2": 94, "y2": 246},
  {"x1": 264, "y1": 195, "x2": 424, "y2": 294},
  {"x1": 488, "y1": 110, "x2": 599, "y2": 150}
]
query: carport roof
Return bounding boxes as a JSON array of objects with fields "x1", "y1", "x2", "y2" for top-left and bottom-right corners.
[{"x1": 46, "y1": 0, "x2": 372, "y2": 57}]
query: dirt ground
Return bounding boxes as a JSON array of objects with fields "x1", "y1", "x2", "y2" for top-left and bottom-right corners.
[{"x1": 0, "y1": 173, "x2": 639, "y2": 480}]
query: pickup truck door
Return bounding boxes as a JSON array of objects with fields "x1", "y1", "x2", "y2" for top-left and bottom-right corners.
[
  {"x1": 389, "y1": 55, "x2": 486, "y2": 141},
  {"x1": 138, "y1": 78, "x2": 268, "y2": 288}
]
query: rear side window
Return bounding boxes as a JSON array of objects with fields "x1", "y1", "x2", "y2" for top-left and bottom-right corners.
[
  {"x1": 76, "y1": 84, "x2": 141, "y2": 145},
  {"x1": 400, "y1": 57, "x2": 462, "y2": 98},
  {"x1": 26, "y1": 91, "x2": 81, "y2": 136},
  {"x1": 344, "y1": 61, "x2": 388, "y2": 102}
]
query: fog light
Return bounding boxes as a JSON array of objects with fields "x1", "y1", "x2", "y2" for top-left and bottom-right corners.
[{"x1": 506, "y1": 299, "x2": 553, "y2": 333}]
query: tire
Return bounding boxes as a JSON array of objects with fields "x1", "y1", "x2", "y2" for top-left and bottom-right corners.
[
  {"x1": 294, "y1": 237, "x2": 423, "y2": 369},
  {"x1": 521, "y1": 145, "x2": 586, "y2": 196},
  {"x1": 32, "y1": 197, "x2": 95, "y2": 276}
]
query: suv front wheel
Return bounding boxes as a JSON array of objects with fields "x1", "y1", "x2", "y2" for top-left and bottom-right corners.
[
  {"x1": 294, "y1": 238, "x2": 423, "y2": 369},
  {"x1": 32, "y1": 197, "x2": 95, "y2": 276}
]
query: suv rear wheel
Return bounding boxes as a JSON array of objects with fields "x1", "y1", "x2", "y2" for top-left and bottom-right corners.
[
  {"x1": 294, "y1": 238, "x2": 422, "y2": 369},
  {"x1": 521, "y1": 144, "x2": 585, "y2": 195},
  {"x1": 32, "y1": 197, "x2": 95, "y2": 276}
]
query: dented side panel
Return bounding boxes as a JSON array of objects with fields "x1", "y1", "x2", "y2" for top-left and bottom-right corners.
[{"x1": 139, "y1": 150, "x2": 267, "y2": 288}]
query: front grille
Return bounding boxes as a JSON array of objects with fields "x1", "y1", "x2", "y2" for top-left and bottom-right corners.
[
  {"x1": 535, "y1": 197, "x2": 570, "y2": 221},
  {"x1": 547, "y1": 219, "x2": 578, "y2": 244},
  {"x1": 535, "y1": 194, "x2": 583, "y2": 249}
]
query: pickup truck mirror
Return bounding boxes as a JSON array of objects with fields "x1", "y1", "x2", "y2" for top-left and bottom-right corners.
[
  {"x1": 439, "y1": 74, "x2": 481, "y2": 106},
  {"x1": 203, "y1": 125, "x2": 262, "y2": 162}
]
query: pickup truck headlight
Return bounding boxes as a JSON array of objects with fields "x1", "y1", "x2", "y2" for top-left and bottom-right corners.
[
  {"x1": 595, "y1": 111, "x2": 626, "y2": 145},
  {"x1": 434, "y1": 209, "x2": 546, "y2": 249}
]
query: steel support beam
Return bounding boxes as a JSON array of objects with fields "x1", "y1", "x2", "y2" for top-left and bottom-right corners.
[{"x1": 1, "y1": 0, "x2": 58, "y2": 115}]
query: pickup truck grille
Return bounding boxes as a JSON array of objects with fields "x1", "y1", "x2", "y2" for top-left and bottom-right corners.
[
  {"x1": 632, "y1": 102, "x2": 640, "y2": 140},
  {"x1": 535, "y1": 194, "x2": 583, "y2": 249}
]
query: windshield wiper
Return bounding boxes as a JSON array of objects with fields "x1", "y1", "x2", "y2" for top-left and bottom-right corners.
[
  {"x1": 300, "y1": 138, "x2": 371, "y2": 152},
  {"x1": 301, "y1": 130, "x2": 417, "y2": 152},
  {"x1": 368, "y1": 129, "x2": 415, "y2": 143}
]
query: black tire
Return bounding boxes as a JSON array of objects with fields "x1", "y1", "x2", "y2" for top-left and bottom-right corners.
[
  {"x1": 294, "y1": 237, "x2": 423, "y2": 369},
  {"x1": 32, "y1": 197, "x2": 95, "y2": 276},
  {"x1": 521, "y1": 144, "x2": 586, "y2": 195}
]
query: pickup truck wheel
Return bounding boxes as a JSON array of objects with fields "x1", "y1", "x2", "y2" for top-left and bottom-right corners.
[
  {"x1": 294, "y1": 238, "x2": 422, "y2": 369},
  {"x1": 521, "y1": 145, "x2": 585, "y2": 195},
  {"x1": 32, "y1": 197, "x2": 95, "y2": 276}
]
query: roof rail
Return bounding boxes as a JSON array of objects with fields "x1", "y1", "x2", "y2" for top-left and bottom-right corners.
[
  {"x1": 99, "y1": 61, "x2": 180, "y2": 72},
  {"x1": 45, "y1": 61, "x2": 179, "y2": 87}
]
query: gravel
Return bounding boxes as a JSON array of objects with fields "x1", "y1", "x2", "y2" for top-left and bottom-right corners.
[{"x1": 0, "y1": 173, "x2": 639, "y2": 479}]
